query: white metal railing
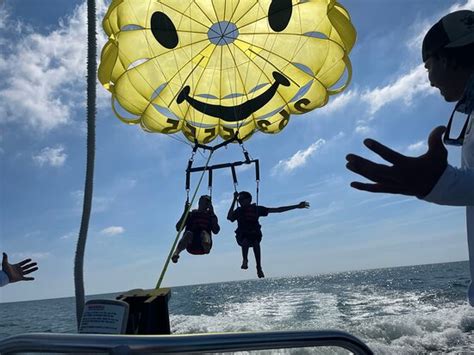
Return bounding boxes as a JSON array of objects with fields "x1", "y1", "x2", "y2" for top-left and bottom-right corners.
[{"x1": 0, "y1": 330, "x2": 373, "y2": 354}]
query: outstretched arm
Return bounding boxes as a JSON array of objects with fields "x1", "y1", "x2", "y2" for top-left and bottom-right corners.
[
  {"x1": 267, "y1": 201, "x2": 309, "y2": 214},
  {"x1": 227, "y1": 192, "x2": 239, "y2": 221},
  {"x1": 1, "y1": 253, "x2": 38, "y2": 285}
]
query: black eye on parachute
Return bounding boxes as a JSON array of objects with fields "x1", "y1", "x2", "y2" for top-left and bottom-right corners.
[
  {"x1": 268, "y1": 0, "x2": 293, "y2": 32},
  {"x1": 151, "y1": 12, "x2": 179, "y2": 49}
]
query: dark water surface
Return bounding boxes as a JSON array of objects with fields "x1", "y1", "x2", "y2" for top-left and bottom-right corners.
[{"x1": 1, "y1": 261, "x2": 473, "y2": 354}]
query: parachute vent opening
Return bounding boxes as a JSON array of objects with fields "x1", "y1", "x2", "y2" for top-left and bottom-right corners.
[
  {"x1": 328, "y1": 61, "x2": 351, "y2": 94},
  {"x1": 290, "y1": 80, "x2": 313, "y2": 103},
  {"x1": 121, "y1": 24, "x2": 144, "y2": 31},
  {"x1": 127, "y1": 58, "x2": 150, "y2": 70},
  {"x1": 151, "y1": 83, "x2": 168, "y2": 101},
  {"x1": 304, "y1": 31, "x2": 329, "y2": 40},
  {"x1": 258, "y1": 106, "x2": 286, "y2": 120},
  {"x1": 113, "y1": 98, "x2": 141, "y2": 122},
  {"x1": 249, "y1": 83, "x2": 270, "y2": 94},
  {"x1": 223, "y1": 93, "x2": 246, "y2": 100},
  {"x1": 292, "y1": 63, "x2": 315, "y2": 77},
  {"x1": 196, "y1": 93, "x2": 219, "y2": 100},
  {"x1": 152, "y1": 104, "x2": 180, "y2": 120}
]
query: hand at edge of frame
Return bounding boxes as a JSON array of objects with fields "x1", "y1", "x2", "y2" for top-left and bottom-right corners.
[{"x1": 345, "y1": 126, "x2": 448, "y2": 198}]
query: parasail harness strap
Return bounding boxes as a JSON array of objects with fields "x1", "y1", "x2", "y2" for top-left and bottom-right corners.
[
  {"x1": 157, "y1": 136, "x2": 260, "y2": 289},
  {"x1": 185, "y1": 138, "x2": 260, "y2": 204},
  {"x1": 156, "y1": 149, "x2": 214, "y2": 289}
]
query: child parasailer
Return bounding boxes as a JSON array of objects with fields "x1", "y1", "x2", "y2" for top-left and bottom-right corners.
[{"x1": 227, "y1": 191, "x2": 309, "y2": 278}]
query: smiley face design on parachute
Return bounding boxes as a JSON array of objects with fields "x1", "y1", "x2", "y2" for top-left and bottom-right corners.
[
  {"x1": 150, "y1": 0, "x2": 293, "y2": 122},
  {"x1": 98, "y1": 0, "x2": 355, "y2": 143}
]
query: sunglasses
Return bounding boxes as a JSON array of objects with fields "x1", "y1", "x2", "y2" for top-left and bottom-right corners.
[{"x1": 443, "y1": 102, "x2": 472, "y2": 146}]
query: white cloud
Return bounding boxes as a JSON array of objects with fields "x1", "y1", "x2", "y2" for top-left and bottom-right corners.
[
  {"x1": 100, "y1": 226, "x2": 125, "y2": 236},
  {"x1": 24, "y1": 231, "x2": 41, "y2": 239},
  {"x1": 358, "y1": 1, "x2": 473, "y2": 131},
  {"x1": 33, "y1": 145, "x2": 67, "y2": 167},
  {"x1": 71, "y1": 190, "x2": 113, "y2": 213},
  {"x1": 407, "y1": 22, "x2": 432, "y2": 53},
  {"x1": 272, "y1": 139, "x2": 326, "y2": 175},
  {"x1": 361, "y1": 65, "x2": 437, "y2": 116},
  {"x1": 406, "y1": 140, "x2": 427, "y2": 155},
  {"x1": 449, "y1": 0, "x2": 474, "y2": 12},
  {"x1": 355, "y1": 124, "x2": 372, "y2": 135},
  {"x1": 0, "y1": 1, "x2": 109, "y2": 132},
  {"x1": 119, "y1": 178, "x2": 138, "y2": 190},
  {"x1": 11, "y1": 252, "x2": 51, "y2": 260},
  {"x1": 407, "y1": 0, "x2": 474, "y2": 52},
  {"x1": 236, "y1": 163, "x2": 253, "y2": 173},
  {"x1": 212, "y1": 195, "x2": 234, "y2": 216},
  {"x1": 318, "y1": 90, "x2": 358, "y2": 116},
  {"x1": 332, "y1": 131, "x2": 346, "y2": 140},
  {"x1": 0, "y1": 4, "x2": 9, "y2": 31},
  {"x1": 60, "y1": 232, "x2": 76, "y2": 240}
]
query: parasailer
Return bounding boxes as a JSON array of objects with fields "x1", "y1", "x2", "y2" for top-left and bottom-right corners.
[
  {"x1": 227, "y1": 191, "x2": 309, "y2": 278},
  {"x1": 172, "y1": 195, "x2": 220, "y2": 263}
]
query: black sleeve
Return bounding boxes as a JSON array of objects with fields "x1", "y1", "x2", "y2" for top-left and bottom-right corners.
[
  {"x1": 228, "y1": 207, "x2": 240, "y2": 222},
  {"x1": 211, "y1": 214, "x2": 220, "y2": 234},
  {"x1": 176, "y1": 212, "x2": 191, "y2": 231},
  {"x1": 257, "y1": 206, "x2": 269, "y2": 217}
]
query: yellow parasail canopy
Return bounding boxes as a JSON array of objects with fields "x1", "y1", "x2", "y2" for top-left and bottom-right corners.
[{"x1": 99, "y1": 0, "x2": 356, "y2": 144}]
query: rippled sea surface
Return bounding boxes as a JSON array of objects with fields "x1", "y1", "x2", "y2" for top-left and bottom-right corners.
[{"x1": 1, "y1": 261, "x2": 473, "y2": 354}]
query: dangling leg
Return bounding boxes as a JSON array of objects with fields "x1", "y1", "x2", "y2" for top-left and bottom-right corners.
[
  {"x1": 253, "y1": 242, "x2": 264, "y2": 278},
  {"x1": 241, "y1": 245, "x2": 249, "y2": 270},
  {"x1": 236, "y1": 233, "x2": 249, "y2": 269},
  {"x1": 172, "y1": 231, "x2": 193, "y2": 263}
]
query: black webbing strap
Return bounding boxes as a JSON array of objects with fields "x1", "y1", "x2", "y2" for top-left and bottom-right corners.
[
  {"x1": 185, "y1": 145, "x2": 198, "y2": 203},
  {"x1": 255, "y1": 159, "x2": 260, "y2": 206},
  {"x1": 237, "y1": 138, "x2": 251, "y2": 163},
  {"x1": 255, "y1": 159, "x2": 260, "y2": 182},
  {"x1": 231, "y1": 165, "x2": 238, "y2": 191},
  {"x1": 157, "y1": 150, "x2": 214, "y2": 289},
  {"x1": 187, "y1": 159, "x2": 257, "y2": 173},
  {"x1": 193, "y1": 133, "x2": 239, "y2": 152},
  {"x1": 208, "y1": 169, "x2": 213, "y2": 198},
  {"x1": 186, "y1": 160, "x2": 192, "y2": 189}
]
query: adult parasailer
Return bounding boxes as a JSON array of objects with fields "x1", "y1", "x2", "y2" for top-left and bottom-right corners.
[{"x1": 172, "y1": 195, "x2": 220, "y2": 263}]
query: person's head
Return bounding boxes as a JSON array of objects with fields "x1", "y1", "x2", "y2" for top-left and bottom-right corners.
[
  {"x1": 422, "y1": 10, "x2": 474, "y2": 102},
  {"x1": 198, "y1": 195, "x2": 212, "y2": 210},
  {"x1": 238, "y1": 191, "x2": 252, "y2": 206}
]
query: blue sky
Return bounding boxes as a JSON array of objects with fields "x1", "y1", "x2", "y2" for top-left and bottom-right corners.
[{"x1": 0, "y1": 0, "x2": 473, "y2": 303}]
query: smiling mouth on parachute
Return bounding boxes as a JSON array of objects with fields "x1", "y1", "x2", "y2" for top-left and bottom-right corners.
[{"x1": 176, "y1": 71, "x2": 291, "y2": 123}]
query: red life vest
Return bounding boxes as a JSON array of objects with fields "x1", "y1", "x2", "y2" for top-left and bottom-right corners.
[
  {"x1": 237, "y1": 204, "x2": 261, "y2": 233},
  {"x1": 187, "y1": 210, "x2": 212, "y2": 233},
  {"x1": 186, "y1": 210, "x2": 213, "y2": 255}
]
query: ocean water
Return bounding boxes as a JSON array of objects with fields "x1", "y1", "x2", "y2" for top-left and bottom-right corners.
[{"x1": 1, "y1": 261, "x2": 474, "y2": 354}]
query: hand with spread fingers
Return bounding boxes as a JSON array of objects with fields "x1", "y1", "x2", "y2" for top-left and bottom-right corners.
[
  {"x1": 346, "y1": 126, "x2": 449, "y2": 198},
  {"x1": 298, "y1": 201, "x2": 310, "y2": 209},
  {"x1": 2, "y1": 252, "x2": 39, "y2": 283}
]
